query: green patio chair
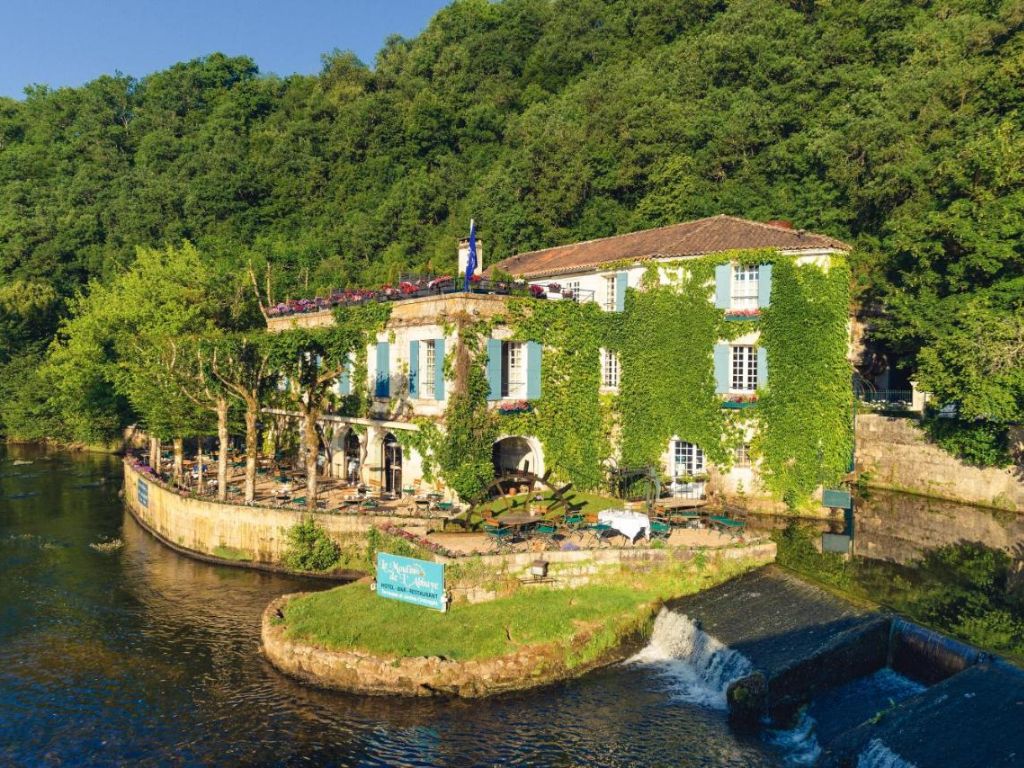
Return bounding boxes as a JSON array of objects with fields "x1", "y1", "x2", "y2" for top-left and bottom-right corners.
[
  {"x1": 532, "y1": 521, "x2": 558, "y2": 547},
  {"x1": 483, "y1": 523, "x2": 515, "y2": 551},
  {"x1": 650, "y1": 519, "x2": 672, "y2": 540},
  {"x1": 584, "y1": 521, "x2": 614, "y2": 547},
  {"x1": 563, "y1": 512, "x2": 587, "y2": 530}
]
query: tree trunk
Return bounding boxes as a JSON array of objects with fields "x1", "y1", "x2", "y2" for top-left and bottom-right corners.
[
  {"x1": 173, "y1": 438, "x2": 184, "y2": 485},
  {"x1": 304, "y1": 407, "x2": 319, "y2": 512},
  {"x1": 149, "y1": 436, "x2": 160, "y2": 469},
  {"x1": 197, "y1": 439, "x2": 204, "y2": 494},
  {"x1": 244, "y1": 402, "x2": 258, "y2": 504},
  {"x1": 217, "y1": 397, "x2": 229, "y2": 502}
]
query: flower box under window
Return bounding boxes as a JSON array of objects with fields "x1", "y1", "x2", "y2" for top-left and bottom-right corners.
[
  {"x1": 497, "y1": 400, "x2": 532, "y2": 415},
  {"x1": 722, "y1": 393, "x2": 758, "y2": 409},
  {"x1": 724, "y1": 308, "x2": 761, "y2": 321}
]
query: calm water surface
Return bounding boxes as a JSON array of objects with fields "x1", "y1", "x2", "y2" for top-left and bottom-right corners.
[{"x1": 0, "y1": 446, "x2": 778, "y2": 768}]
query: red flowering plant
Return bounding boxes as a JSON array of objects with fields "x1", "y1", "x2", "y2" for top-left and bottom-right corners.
[
  {"x1": 374, "y1": 523, "x2": 458, "y2": 558},
  {"x1": 722, "y1": 392, "x2": 758, "y2": 404},
  {"x1": 724, "y1": 308, "x2": 761, "y2": 320},
  {"x1": 497, "y1": 399, "x2": 531, "y2": 414}
]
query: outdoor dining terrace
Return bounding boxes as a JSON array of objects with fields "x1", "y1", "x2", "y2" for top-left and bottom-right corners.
[
  {"x1": 132, "y1": 449, "x2": 456, "y2": 520},
  {"x1": 129, "y1": 452, "x2": 749, "y2": 559}
]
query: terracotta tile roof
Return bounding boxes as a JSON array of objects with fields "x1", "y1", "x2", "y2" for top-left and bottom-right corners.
[{"x1": 487, "y1": 215, "x2": 851, "y2": 279}]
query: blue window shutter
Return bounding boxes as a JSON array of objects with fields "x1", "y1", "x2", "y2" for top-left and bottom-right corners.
[
  {"x1": 714, "y1": 263, "x2": 731, "y2": 309},
  {"x1": 486, "y1": 338, "x2": 502, "y2": 400},
  {"x1": 434, "y1": 338, "x2": 446, "y2": 400},
  {"x1": 757, "y1": 346, "x2": 768, "y2": 388},
  {"x1": 758, "y1": 263, "x2": 772, "y2": 308},
  {"x1": 408, "y1": 340, "x2": 420, "y2": 398},
  {"x1": 375, "y1": 342, "x2": 390, "y2": 397},
  {"x1": 339, "y1": 358, "x2": 351, "y2": 396},
  {"x1": 526, "y1": 341, "x2": 542, "y2": 400},
  {"x1": 714, "y1": 343, "x2": 730, "y2": 394},
  {"x1": 615, "y1": 271, "x2": 628, "y2": 312}
]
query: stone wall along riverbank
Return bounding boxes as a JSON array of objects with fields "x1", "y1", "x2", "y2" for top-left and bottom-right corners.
[
  {"x1": 856, "y1": 413, "x2": 1024, "y2": 512},
  {"x1": 123, "y1": 459, "x2": 432, "y2": 567}
]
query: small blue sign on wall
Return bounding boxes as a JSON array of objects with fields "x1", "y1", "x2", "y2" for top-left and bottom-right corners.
[
  {"x1": 376, "y1": 552, "x2": 445, "y2": 611},
  {"x1": 822, "y1": 489, "x2": 852, "y2": 510},
  {"x1": 137, "y1": 478, "x2": 149, "y2": 508}
]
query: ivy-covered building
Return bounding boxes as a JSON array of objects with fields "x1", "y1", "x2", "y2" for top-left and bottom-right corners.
[{"x1": 266, "y1": 215, "x2": 853, "y2": 511}]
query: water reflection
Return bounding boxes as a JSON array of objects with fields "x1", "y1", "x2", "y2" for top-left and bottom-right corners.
[
  {"x1": 0, "y1": 445, "x2": 777, "y2": 767},
  {"x1": 750, "y1": 489, "x2": 1024, "y2": 664}
]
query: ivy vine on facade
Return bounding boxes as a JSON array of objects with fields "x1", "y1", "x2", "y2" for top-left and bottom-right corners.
[{"x1": 265, "y1": 215, "x2": 853, "y2": 510}]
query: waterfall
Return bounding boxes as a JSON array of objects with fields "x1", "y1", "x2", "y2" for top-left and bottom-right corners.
[
  {"x1": 627, "y1": 608, "x2": 753, "y2": 709},
  {"x1": 764, "y1": 711, "x2": 823, "y2": 767},
  {"x1": 856, "y1": 739, "x2": 918, "y2": 768}
]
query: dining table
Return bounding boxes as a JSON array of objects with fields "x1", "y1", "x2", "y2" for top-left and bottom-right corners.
[
  {"x1": 597, "y1": 509, "x2": 651, "y2": 540},
  {"x1": 487, "y1": 512, "x2": 539, "y2": 530}
]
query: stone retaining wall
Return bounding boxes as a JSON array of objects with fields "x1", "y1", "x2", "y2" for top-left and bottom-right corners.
[
  {"x1": 261, "y1": 593, "x2": 654, "y2": 697},
  {"x1": 445, "y1": 541, "x2": 777, "y2": 603},
  {"x1": 856, "y1": 413, "x2": 1024, "y2": 512},
  {"x1": 123, "y1": 460, "x2": 432, "y2": 565}
]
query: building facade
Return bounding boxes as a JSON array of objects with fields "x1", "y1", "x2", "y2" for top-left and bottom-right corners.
[{"x1": 266, "y1": 215, "x2": 852, "y2": 509}]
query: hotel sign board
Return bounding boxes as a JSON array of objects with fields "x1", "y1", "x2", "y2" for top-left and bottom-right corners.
[
  {"x1": 375, "y1": 552, "x2": 446, "y2": 611},
  {"x1": 137, "y1": 478, "x2": 149, "y2": 508}
]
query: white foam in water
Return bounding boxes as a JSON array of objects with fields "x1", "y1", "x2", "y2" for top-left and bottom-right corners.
[
  {"x1": 627, "y1": 608, "x2": 752, "y2": 709},
  {"x1": 857, "y1": 739, "x2": 918, "y2": 768},
  {"x1": 764, "y1": 711, "x2": 823, "y2": 768}
]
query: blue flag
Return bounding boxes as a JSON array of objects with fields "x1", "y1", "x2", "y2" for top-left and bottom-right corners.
[{"x1": 463, "y1": 219, "x2": 477, "y2": 292}]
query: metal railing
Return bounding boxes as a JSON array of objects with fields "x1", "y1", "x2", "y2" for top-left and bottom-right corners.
[{"x1": 858, "y1": 389, "x2": 913, "y2": 406}]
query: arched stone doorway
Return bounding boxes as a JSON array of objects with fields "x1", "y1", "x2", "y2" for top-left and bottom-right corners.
[
  {"x1": 382, "y1": 432, "x2": 402, "y2": 495},
  {"x1": 330, "y1": 428, "x2": 364, "y2": 482},
  {"x1": 492, "y1": 436, "x2": 541, "y2": 477}
]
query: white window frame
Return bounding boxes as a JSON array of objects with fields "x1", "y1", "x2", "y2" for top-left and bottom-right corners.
[
  {"x1": 600, "y1": 348, "x2": 620, "y2": 389},
  {"x1": 502, "y1": 341, "x2": 526, "y2": 399},
  {"x1": 603, "y1": 275, "x2": 617, "y2": 311},
  {"x1": 422, "y1": 340, "x2": 436, "y2": 400},
  {"x1": 672, "y1": 440, "x2": 705, "y2": 477},
  {"x1": 731, "y1": 264, "x2": 760, "y2": 310},
  {"x1": 731, "y1": 345, "x2": 758, "y2": 392},
  {"x1": 734, "y1": 443, "x2": 751, "y2": 468},
  {"x1": 564, "y1": 280, "x2": 580, "y2": 301}
]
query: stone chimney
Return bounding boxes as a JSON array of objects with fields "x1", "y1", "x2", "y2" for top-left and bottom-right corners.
[{"x1": 458, "y1": 236, "x2": 483, "y2": 277}]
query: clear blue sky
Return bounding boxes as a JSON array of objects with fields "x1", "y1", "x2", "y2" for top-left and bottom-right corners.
[{"x1": 0, "y1": 0, "x2": 451, "y2": 99}]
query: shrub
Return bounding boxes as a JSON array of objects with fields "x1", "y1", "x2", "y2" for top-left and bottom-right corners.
[
  {"x1": 283, "y1": 518, "x2": 341, "y2": 572},
  {"x1": 923, "y1": 416, "x2": 1011, "y2": 468}
]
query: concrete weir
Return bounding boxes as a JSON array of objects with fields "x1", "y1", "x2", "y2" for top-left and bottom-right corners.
[
  {"x1": 666, "y1": 565, "x2": 889, "y2": 725},
  {"x1": 821, "y1": 663, "x2": 1024, "y2": 767},
  {"x1": 666, "y1": 565, "x2": 1024, "y2": 766}
]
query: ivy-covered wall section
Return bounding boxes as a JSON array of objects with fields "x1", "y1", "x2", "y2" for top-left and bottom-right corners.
[
  {"x1": 502, "y1": 299, "x2": 611, "y2": 491},
  {"x1": 322, "y1": 251, "x2": 851, "y2": 508},
  {"x1": 756, "y1": 257, "x2": 853, "y2": 504},
  {"x1": 613, "y1": 249, "x2": 852, "y2": 508},
  {"x1": 618, "y1": 264, "x2": 727, "y2": 471}
]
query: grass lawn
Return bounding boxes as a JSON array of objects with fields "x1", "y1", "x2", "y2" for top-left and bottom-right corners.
[{"x1": 281, "y1": 557, "x2": 757, "y2": 663}]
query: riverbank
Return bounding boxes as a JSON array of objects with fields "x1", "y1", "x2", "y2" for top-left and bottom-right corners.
[{"x1": 262, "y1": 555, "x2": 767, "y2": 697}]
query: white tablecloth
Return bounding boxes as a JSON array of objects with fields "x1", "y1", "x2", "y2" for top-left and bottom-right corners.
[{"x1": 598, "y1": 509, "x2": 651, "y2": 540}]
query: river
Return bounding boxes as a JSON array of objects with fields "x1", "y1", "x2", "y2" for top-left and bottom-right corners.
[{"x1": 0, "y1": 445, "x2": 778, "y2": 767}]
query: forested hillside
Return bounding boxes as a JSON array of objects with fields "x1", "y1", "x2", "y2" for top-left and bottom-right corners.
[{"x1": 1, "y1": 0, "x2": 1021, "y2": 443}]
